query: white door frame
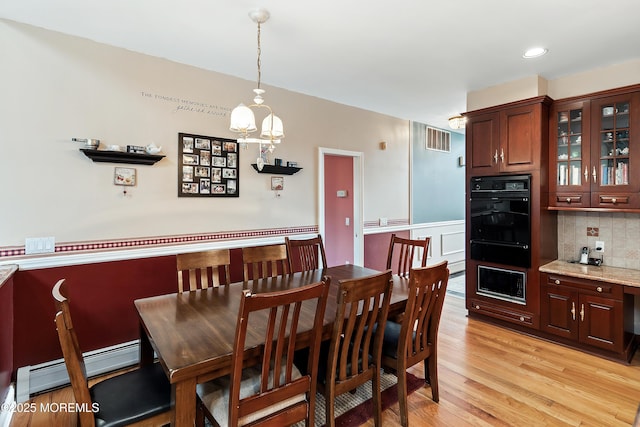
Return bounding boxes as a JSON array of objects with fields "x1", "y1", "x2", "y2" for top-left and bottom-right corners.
[{"x1": 318, "y1": 147, "x2": 364, "y2": 266}]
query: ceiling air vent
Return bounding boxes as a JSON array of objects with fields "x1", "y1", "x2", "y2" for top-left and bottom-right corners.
[{"x1": 425, "y1": 126, "x2": 451, "y2": 152}]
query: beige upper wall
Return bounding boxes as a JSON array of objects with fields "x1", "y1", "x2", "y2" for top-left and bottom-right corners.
[
  {"x1": 0, "y1": 19, "x2": 410, "y2": 247},
  {"x1": 467, "y1": 59, "x2": 640, "y2": 111}
]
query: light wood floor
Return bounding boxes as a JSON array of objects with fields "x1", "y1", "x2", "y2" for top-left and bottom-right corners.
[{"x1": 9, "y1": 294, "x2": 640, "y2": 427}]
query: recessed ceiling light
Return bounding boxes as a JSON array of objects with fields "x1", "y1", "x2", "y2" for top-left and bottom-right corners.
[{"x1": 523, "y1": 47, "x2": 548, "y2": 59}]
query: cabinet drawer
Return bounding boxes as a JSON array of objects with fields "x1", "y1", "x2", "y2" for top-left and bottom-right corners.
[
  {"x1": 545, "y1": 274, "x2": 622, "y2": 298},
  {"x1": 551, "y1": 193, "x2": 589, "y2": 207},
  {"x1": 468, "y1": 298, "x2": 535, "y2": 327},
  {"x1": 591, "y1": 193, "x2": 640, "y2": 209}
]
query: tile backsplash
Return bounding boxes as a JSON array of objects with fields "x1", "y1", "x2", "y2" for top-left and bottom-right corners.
[{"x1": 557, "y1": 211, "x2": 640, "y2": 270}]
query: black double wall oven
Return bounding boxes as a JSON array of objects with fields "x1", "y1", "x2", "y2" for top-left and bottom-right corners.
[{"x1": 470, "y1": 174, "x2": 531, "y2": 305}]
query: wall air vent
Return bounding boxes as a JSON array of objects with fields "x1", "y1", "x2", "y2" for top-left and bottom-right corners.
[{"x1": 425, "y1": 126, "x2": 451, "y2": 152}]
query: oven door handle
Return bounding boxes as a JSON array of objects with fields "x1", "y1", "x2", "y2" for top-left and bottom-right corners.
[{"x1": 470, "y1": 240, "x2": 530, "y2": 250}]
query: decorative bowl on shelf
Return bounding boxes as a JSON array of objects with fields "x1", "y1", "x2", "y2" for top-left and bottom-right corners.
[{"x1": 72, "y1": 138, "x2": 100, "y2": 149}]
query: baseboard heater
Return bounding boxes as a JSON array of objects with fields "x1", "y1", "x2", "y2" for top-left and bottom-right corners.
[{"x1": 16, "y1": 340, "x2": 140, "y2": 403}]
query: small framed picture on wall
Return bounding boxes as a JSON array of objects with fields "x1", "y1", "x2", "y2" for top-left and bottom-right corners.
[
  {"x1": 114, "y1": 167, "x2": 136, "y2": 186},
  {"x1": 271, "y1": 176, "x2": 284, "y2": 191}
]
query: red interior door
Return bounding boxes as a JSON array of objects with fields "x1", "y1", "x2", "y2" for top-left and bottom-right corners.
[{"x1": 324, "y1": 154, "x2": 354, "y2": 266}]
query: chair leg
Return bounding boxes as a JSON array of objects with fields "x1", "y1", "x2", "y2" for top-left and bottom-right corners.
[
  {"x1": 196, "y1": 401, "x2": 205, "y2": 427},
  {"x1": 397, "y1": 367, "x2": 409, "y2": 427},
  {"x1": 325, "y1": 384, "x2": 336, "y2": 427},
  {"x1": 427, "y1": 355, "x2": 439, "y2": 402},
  {"x1": 372, "y1": 368, "x2": 383, "y2": 427}
]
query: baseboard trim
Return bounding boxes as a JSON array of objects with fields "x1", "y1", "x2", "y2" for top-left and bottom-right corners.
[{"x1": 16, "y1": 340, "x2": 140, "y2": 402}]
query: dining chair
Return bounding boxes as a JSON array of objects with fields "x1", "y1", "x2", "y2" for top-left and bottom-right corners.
[
  {"x1": 320, "y1": 269, "x2": 393, "y2": 427},
  {"x1": 196, "y1": 277, "x2": 331, "y2": 427},
  {"x1": 52, "y1": 279, "x2": 172, "y2": 427},
  {"x1": 176, "y1": 248, "x2": 231, "y2": 292},
  {"x1": 380, "y1": 260, "x2": 449, "y2": 427},
  {"x1": 242, "y1": 244, "x2": 289, "y2": 281},
  {"x1": 285, "y1": 234, "x2": 328, "y2": 272},
  {"x1": 386, "y1": 233, "x2": 430, "y2": 278}
]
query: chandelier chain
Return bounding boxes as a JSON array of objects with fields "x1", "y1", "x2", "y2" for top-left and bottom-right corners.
[{"x1": 256, "y1": 22, "x2": 262, "y2": 89}]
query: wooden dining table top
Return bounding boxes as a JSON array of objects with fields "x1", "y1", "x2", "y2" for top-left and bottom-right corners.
[{"x1": 134, "y1": 264, "x2": 410, "y2": 385}]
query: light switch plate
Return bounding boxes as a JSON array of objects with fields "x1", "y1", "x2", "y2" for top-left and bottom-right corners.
[{"x1": 25, "y1": 237, "x2": 55, "y2": 254}]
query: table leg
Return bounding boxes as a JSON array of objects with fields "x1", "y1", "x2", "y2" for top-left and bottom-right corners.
[
  {"x1": 138, "y1": 322, "x2": 154, "y2": 366},
  {"x1": 172, "y1": 378, "x2": 197, "y2": 426}
]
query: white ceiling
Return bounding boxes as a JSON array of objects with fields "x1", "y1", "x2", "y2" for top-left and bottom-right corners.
[{"x1": 2, "y1": 0, "x2": 640, "y2": 130}]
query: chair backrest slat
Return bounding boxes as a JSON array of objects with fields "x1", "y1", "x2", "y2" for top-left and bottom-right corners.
[
  {"x1": 401, "y1": 261, "x2": 449, "y2": 363},
  {"x1": 52, "y1": 279, "x2": 96, "y2": 427},
  {"x1": 386, "y1": 233, "x2": 431, "y2": 278},
  {"x1": 328, "y1": 270, "x2": 393, "y2": 384},
  {"x1": 176, "y1": 249, "x2": 231, "y2": 292},
  {"x1": 228, "y1": 278, "x2": 330, "y2": 426},
  {"x1": 242, "y1": 244, "x2": 289, "y2": 281},
  {"x1": 285, "y1": 234, "x2": 328, "y2": 272}
]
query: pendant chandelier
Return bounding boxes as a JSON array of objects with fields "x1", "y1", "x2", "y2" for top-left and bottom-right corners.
[
  {"x1": 229, "y1": 9, "x2": 283, "y2": 170},
  {"x1": 448, "y1": 115, "x2": 466, "y2": 130}
]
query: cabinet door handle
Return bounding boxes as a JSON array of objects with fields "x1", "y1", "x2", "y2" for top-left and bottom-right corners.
[
  {"x1": 584, "y1": 167, "x2": 588, "y2": 182},
  {"x1": 500, "y1": 148, "x2": 505, "y2": 163},
  {"x1": 571, "y1": 302, "x2": 576, "y2": 320},
  {"x1": 580, "y1": 304, "x2": 585, "y2": 322},
  {"x1": 493, "y1": 150, "x2": 498, "y2": 164},
  {"x1": 555, "y1": 279, "x2": 560, "y2": 285},
  {"x1": 592, "y1": 166, "x2": 597, "y2": 183},
  {"x1": 596, "y1": 286, "x2": 603, "y2": 293}
]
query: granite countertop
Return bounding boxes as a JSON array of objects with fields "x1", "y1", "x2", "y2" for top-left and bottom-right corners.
[
  {"x1": 0, "y1": 264, "x2": 18, "y2": 287},
  {"x1": 540, "y1": 260, "x2": 640, "y2": 289}
]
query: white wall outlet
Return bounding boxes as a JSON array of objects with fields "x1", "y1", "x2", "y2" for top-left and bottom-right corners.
[
  {"x1": 595, "y1": 241, "x2": 605, "y2": 253},
  {"x1": 379, "y1": 217, "x2": 388, "y2": 226},
  {"x1": 25, "y1": 237, "x2": 55, "y2": 255}
]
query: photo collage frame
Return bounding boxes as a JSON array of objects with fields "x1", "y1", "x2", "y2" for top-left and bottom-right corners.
[{"x1": 178, "y1": 133, "x2": 239, "y2": 197}]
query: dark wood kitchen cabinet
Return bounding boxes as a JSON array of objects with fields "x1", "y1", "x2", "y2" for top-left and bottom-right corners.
[
  {"x1": 540, "y1": 272, "x2": 635, "y2": 361},
  {"x1": 465, "y1": 96, "x2": 551, "y2": 176},
  {"x1": 549, "y1": 85, "x2": 640, "y2": 210}
]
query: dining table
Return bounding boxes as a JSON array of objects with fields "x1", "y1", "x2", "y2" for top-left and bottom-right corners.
[{"x1": 134, "y1": 264, "x2": 410, "y2": 426}]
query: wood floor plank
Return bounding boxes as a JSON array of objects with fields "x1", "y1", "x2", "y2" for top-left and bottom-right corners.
[{"x1": 10, "y1": 293, "x2": 640, "y2": 427}]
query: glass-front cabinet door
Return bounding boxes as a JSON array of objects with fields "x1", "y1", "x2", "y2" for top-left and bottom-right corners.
[
  {"x1": 596, "y1": 99, "x2": 630, "y2": 186},
  {"x1": 550, "y1": 100, "x2": 591, "y2": 207},
  {"x1": 590, "y1": 92, "x2": 640, "y2": 209}
]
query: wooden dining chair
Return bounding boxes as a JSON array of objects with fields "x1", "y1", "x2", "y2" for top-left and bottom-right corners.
[
  {"x1": 242, "y1": 244, "x2": 289, "y2": 281},
  {"x1": 196, "y1": 277, "x2": 331, "y2": 427},
  {"x1": 386, "y1": 233, "x2": 431, "y2": 278},
  {"x1": 52, "y1": 279, "x2": 172, "y2": 427},
  {"x1": 320, "y1": 270, "x2": 393, "y2": 427},
  {"x1": 176, "y1": 248, "x2": 231, "y2": 292},
  {"x1": 285, "y1": 234, "x2": 328, "y2": 272},
  {"x1": 380, "y1": 261, "x2": 449, "y2": 427}
]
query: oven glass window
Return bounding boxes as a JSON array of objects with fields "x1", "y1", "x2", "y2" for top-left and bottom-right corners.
[{"x1": 470, "y1": 198, "x2": 530, "y2": 245}]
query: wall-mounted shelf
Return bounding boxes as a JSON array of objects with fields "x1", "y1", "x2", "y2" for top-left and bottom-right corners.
[
  {"x1": 80, "y1": 149, "x2": 165, "y2": 165},
  {"x1": 251, "y1": 164, "x2": 302, "y2": 175}
]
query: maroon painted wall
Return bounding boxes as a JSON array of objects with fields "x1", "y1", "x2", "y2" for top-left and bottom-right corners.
[
  {"x1": 0, "y1": 274, "x2": 14, "y2": 405},
  {"x1": 12, "y1": 248, "x2": 246, "y2": 375},
  {"x1": 9, "y1": 238, "x2": 405, "y2": 378}
]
